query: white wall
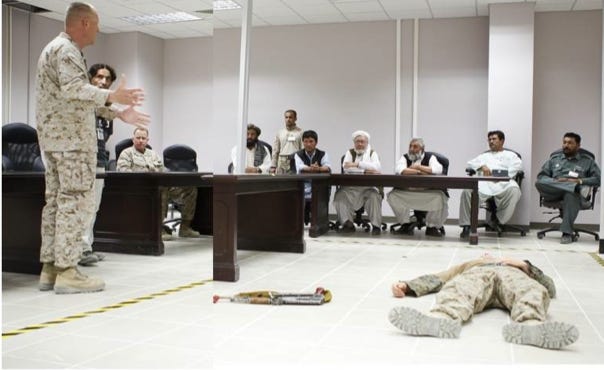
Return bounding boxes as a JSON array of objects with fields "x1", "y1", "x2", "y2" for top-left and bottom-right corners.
[
  {"x1": 4, "y1": 9, "x2": 602, "y2": 225},
  {"x1": 211, "y1": 21, "x2": 397, "y2": 176},
  {"x1": 532, "y1": 10, "x2": 603, "y2": 224},
  {"x1": 416, "y1": 16, "x2": 489, "y2": 219},
  {"x1": 488, "y1": 3, "x2": 535, "y2": 226},
  {"x1": 163, "y1": 37, "x2": 213, "y2": 171}
]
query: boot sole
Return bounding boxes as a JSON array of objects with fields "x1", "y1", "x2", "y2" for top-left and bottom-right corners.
[
  {"x1": 388, "y1": 306, "x2": 461, "y2": 338},
  {"x1": 502, "y1": 322, "x2": 579, "y2": 349},
  {"x1": 39, "y1": 283, "x2": 54, "y2": 291},
  {"x1": 54, "y1": 284, "x2": 105, "y2": 294}
]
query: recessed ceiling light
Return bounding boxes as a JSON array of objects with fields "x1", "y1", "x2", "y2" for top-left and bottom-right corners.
[
  {"x1": 121, "y1": 12, "x2": 201, "y2": 25},
  {"x1": 214, "y1": 0, "x2": 241, "y2": 11}
]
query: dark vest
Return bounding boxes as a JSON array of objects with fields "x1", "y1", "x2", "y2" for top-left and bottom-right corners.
[
  {"x1": 404, "y1": 152, "x2": 432, "y2": 168},
  {"x1": 402, "y1": 152, "x2": 449, "y2": 197},
  {"x1": 253, "y1": 143, "x2": 268, "y2": 167},
  {"x1": 296, "y1": 148, "x2": 326, "y2": 167}
]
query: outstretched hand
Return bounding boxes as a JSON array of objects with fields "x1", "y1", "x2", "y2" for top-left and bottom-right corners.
[
  {"x1": 108, "y1": 74, "x2": 145, "y2": 106},
  {"x1": 391, "y1": 282, "x2": 408, "y2": 298},
  {"x1": 118, "y1": 105, "x2": 150, "y2": 128}
]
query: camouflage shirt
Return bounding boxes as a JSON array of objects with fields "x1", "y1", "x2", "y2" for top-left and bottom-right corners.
[
  {"x1": 403, "y1": 258, "x2": 556, "y2": 299},
  {"x1": 35, "y1": 32, "x2": 116, "y2": 153},
  {"x1": 116, "y1": 147, "x2": 163, "y2": 172}
]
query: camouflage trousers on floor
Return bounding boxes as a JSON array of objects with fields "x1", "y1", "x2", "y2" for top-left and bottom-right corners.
[
  {"x1": 40, "y1": 151, "x2": 96, "y2": 268},
  {"x1": 160, "y1": 186, "x2": 197, "y2": 220},
  {"x1": 430, "y1": 265, "x2": 550, "y2": 323}
]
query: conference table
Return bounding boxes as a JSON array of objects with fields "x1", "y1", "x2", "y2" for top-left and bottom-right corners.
[
  {"x1": 1, "y1": 172, "x2": 317, "y2": 282},
  {"x1": 3, "y1": 171, "x2": 502, "y2": 282},
  {"x1": 307, "y1": 174, "x2": 508, "y2": 245},
  {"x1": 1, "y1": 171, "x2": 213, "y2": 274}
]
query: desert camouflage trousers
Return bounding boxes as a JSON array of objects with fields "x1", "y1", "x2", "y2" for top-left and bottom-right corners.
[
  {"x1": 40, "y1": 151, "x2": 96, "y2": 267},
  {"x1": 430, "y1": 265, "x2": 550, "y2": 323},
  {"x1": 160, "y1": 186, "x2": 197, "y2": 220}
]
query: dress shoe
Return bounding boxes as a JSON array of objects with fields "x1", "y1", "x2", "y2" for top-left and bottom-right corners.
[
  {"x1": 371, "y1": 225, "x2": 381, "y2": 235},
  {"x1": 393, "y1": 223, "x2": 413, "y2": 235},
  {"x1": 425, "y1": 227, "x2": 444, "y2": 237},
  {"x1": 560, "y1": 233, "x2": 574, "y2": 244},
  {"x1": 460, "y1": 226, "x2": 470, "y2": 239},
  {"x1": 340, "y1": 220, "x2": 356, "y2": 233}
]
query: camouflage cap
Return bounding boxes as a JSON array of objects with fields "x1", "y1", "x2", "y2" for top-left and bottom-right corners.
[{"x1": 525, "y1": 260, "x2": 556, "y2": 298}]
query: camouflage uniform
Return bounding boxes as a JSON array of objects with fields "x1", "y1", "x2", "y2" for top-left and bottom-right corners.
[
  {"x1": 116, "y1": 146, "x2": 197, "y2": 219},
  {"x1": 403, "y1": 258, "x2": 556, "y2": 323},
  {"x1": 36, "y1": 33, "x2": 117, "y2": 268}
]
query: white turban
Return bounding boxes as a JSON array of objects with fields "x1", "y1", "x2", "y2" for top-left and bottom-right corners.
[{"x1": 352, "y1": 130, "x2": 370, "y2": 141}]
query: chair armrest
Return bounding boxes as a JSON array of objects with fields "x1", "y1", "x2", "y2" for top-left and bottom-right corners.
[
  {"x1": 514, "y1": 170, "x2": 525, "y2": 186},
  {"x1": 2, "y1": 155, "x2": 13, "y2": 171}
]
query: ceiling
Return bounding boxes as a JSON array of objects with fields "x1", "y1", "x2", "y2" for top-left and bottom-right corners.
[{"x1": 6, "y1": 0, "x2": 603, "y2": 39}]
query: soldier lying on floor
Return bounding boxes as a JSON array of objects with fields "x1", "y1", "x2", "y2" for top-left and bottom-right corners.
[{"x1": 389, "y1": 254, "x2": 578, "y2": 350}]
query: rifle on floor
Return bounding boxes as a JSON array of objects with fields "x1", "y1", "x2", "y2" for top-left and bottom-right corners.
[{"x1": 213, "y1": 287, "x2": 332, "y2": 305}]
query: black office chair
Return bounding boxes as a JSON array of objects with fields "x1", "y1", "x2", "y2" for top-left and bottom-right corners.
[
  {"x1": 465, "y1": 148, "x2": 526, "y2": 237},
  {"x1": 389, "y1": 151, "x2": 450, "y2": 236},
  {"x1": 227, "y1": 140, "x2": 272, "y2": 174},
  {"x1": 162, "y1": 144, "x2": 198, "y2": 233},
  {"x1": 2, "y1": 122, "x2": 43, "y2": 171},
  {"x1": 537, "y1": 148, "x2": 600, "y2": 242},
  {"x1": 333, "y1": 154, "x2": 387, "y2": 233}
]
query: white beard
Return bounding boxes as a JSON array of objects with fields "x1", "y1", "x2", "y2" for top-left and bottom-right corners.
[{"x1": 407, "y1": 152, "x2": 422, "y2": 162}]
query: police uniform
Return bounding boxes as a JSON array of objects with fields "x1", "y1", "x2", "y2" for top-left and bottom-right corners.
[{"x1": 535, "y1": 151, "x2": 601, "y2": 234}]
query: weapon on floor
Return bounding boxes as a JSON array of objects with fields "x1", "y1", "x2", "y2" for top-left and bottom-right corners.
[{"x1": 213, "y1": 287, "x2": 332, "y2": 305}]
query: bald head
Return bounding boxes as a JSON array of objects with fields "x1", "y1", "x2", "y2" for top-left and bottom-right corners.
[
  {"x1": 65, "y1": 2, "x2": 95, "y2": 26},
  {"x1": 64, "y1": 2, "x2": 99, "y2": 49}
]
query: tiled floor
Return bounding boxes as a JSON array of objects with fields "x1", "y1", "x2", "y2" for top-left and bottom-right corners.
[{"x1": 3, "y1": 226, "x2": 604, "y2": 369}]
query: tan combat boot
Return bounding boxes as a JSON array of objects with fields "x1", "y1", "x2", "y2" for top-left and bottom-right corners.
[
  {"x1": 39, "y1": 262, "x2": 58, "y2": 291},
  {"x1": 54, "y1": 266, "x2": 105, "y2": 294},
  {"x1": 178, "y1": 220, "x2": 201, "y2": 238}
]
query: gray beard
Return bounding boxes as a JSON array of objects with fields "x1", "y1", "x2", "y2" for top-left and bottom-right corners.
[
  {"x1": 355, "y1": 150, "x2": 365, "y2": 157},
  {"x1": 407, "y1": 152, "x2": 421, "y2": 162}
]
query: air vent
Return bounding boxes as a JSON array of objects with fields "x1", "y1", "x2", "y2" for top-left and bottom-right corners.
[{"x1": 195, "y1": 9, "x2": 213, "y2": 15}]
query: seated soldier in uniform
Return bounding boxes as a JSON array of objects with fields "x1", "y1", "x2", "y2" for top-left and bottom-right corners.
[{"x1": 117, "y1": 127, "x2": 200, "y2": 241}]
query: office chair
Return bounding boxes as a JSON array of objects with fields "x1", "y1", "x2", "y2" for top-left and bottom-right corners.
[
  {"x1": 389, "y1": 151, "x2": 450, "y2": 236},
  {"x1": 333, "y1": 154, "x2": 387, "y2": 233},
  {"x1": 536, "y1": 148, "x2": 600, "y2": 242},
  {"x1": 465, "y1": 148, "x2": 527, "y2": 237},
  {"x1": 2, "y1": 122, "x2": 42, "y2": 171},
  {"x1": 162, "y1": 144, "x2": 198, "y2": 233}
]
